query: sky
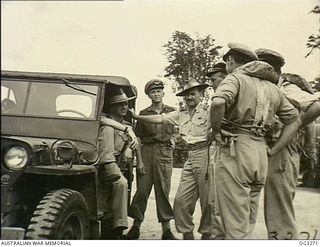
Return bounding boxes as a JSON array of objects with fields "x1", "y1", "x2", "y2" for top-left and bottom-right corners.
[{"x1": 1, "y1": 0, "x2": 319, "y2": 111}]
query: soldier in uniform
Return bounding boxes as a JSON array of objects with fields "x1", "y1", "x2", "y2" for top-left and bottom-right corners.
[
  {"x1": 126, "y1": 79, "x2": 177, "y2": 240},
  {"x1": 206, "y1": 62, "x2": 227, "y2": 91},
  {"x1": 205, "y1": 62, "x2": 227, "y2": 239},
  {"x1": 98, "y1": 87, "x2": 140, "y2": 239},
  {"x1": 101, "y1": 117, "x2": 138, "y2": 150},
  {"x1": 255, "y1": 48, "x2": 320, "y2": 239},
  {"x1": 129, "y1": 79, "x2": 213, "y2": 240},
  {"x1": 209, "y1": 43, "x2": 299, "y2": 239}
]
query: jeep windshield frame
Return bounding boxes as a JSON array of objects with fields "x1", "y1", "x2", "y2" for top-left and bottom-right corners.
[
  {"x1": 1, "y1": 78, "x2": 100, "y2": 120},
  {"x1": 1, "y1": 70, "x2": 136, "y2": 146}
]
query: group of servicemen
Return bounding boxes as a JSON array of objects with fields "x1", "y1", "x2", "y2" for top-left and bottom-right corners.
[{"x1": 98, "y1": 42, "x2": 320, "y2": 240}]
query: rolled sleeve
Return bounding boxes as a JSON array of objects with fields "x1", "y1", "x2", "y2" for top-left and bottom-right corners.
[
  {"x1": 134, "y1": 110, "x2": 144, "y2": 137},
  {"x1": 281, "y1": 83, "x2": 320, "y2": 112},
  {"x1": 134, "y1": 119, "x2": 144, "y2": 137},
  {"x1": 213, "y1": 74, "x2": 240, "y2": 109},
  {"x1": 162, "y1": 111, "x2": 179, "y2": 126},
  {"x1": 276, "y1": 93, "x2": 299, "y2": 125},
  {"x1": 98, "y1": 125, "x2": 116, "y2": 164}
]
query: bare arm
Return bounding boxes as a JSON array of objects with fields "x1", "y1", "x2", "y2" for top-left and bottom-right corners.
[
  {"x1": 101, "y1": 116, "x2": 128, "y2": 131},
  {"x1": 128, "y1": 109, "x2": 164, "y2": 124},
  {"x1": 210, "y1": 97, "x2": 227, "y2": 145},
  {"x1": 100, "y1": 116, "x2": 138, "y2": 149},
  {"x1": 301, "y1": 101, "x2": 320, "y2": 126},
  {"x1": 268, "y1": 119, "x2": 301, "y2": 156},
  {"x1": 135, "y1": 137, "x2": 145, "y2": 176}
]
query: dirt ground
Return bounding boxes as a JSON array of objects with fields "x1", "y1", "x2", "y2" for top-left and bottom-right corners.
[{"x1": 125, "y1": 168, "x2": 320, "y2": 240}]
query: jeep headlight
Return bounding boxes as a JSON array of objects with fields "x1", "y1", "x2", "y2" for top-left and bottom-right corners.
[{"x1": 4, "y1": 146, "x2": 28, "y2": 170}]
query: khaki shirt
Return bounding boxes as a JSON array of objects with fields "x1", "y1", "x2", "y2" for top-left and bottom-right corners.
[
  {"x1": 214, "y1": 71, "x2": 298, "y2": 129},
  {"x1": 135, "y1": 104, "x2": 176, "y2": 143},
  {"x1": 280, "y1": 82, "x2": 320, "y2": 112},
  {"x1": 279, "y1": 80, "x2": 319, "y2": 154},
  {"x1": 162, "y1": 102, "x2": 210, "y2": 145},
  {"x1": 98, "y1": 117, "x2": 131, "y2": 164}
]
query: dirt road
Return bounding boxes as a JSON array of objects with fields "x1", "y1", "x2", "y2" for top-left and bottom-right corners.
[{"x1": 125, "y1": 168, "x2": 320, "y2": 240}]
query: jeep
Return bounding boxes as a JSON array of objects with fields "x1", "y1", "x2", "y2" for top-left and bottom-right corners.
[{"x1": 1, "y1": 70, "x2": 136, "y2": 239}]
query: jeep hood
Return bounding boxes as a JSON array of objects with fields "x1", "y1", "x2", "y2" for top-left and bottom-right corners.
[{"x1": 1, "y1": 115, "x2": 99, "y2": 147}]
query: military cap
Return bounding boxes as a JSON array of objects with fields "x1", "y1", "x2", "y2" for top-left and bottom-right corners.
[
  {"x1": 255, "y1": 48, "x2": 285, "y2": 68},
  {"x1": 223, "y1": 42, "x2": 258, "y2": 62},
  {"x1": 144, "y1": 79, "x2": 164, "y2": 94},
  {"x1": 176, "y1": 78, "x2": 209, "y2": 96},
  {"x1": 109, "y1": 88, "x2": 136, "y2": 105},
  {"x1": 206, "y1": 62, "x2": 227, "y2": 77}
]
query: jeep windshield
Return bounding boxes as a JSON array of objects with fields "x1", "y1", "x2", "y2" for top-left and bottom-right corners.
[{"x1": 1, "y1": 79, "x2": 99, "y2": 119}]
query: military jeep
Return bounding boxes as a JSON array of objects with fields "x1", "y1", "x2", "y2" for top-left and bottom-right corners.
[{"x1": 1, "y1": 70, "x2": 136, "y2": 239}]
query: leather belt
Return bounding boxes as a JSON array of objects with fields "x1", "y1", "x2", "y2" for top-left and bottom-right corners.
[
  {"x1": 187, "y1": 141, "x2": 208, "y2": 151},
  {"x1": 142, "y1": 141, "x2": 172, "y2": 147}
]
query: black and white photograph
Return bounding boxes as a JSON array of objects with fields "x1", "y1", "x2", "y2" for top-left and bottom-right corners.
[{"x1": 1, "y1": 0, "x2": 319, "y2": 244}]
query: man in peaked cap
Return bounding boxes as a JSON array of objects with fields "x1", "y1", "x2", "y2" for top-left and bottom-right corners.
[
  {"x1": 222, "y1": 42, "x2": 258, "y2": 67},
  {"x1": 256, "y1": 48, "x2": 320, "y2": 239},
  {"x1": 98, "y1": 87, "x2": 141, "y2": 239},
  {"x1": 126, "y1": 79, "x2": 177, "y2": 240},
  {"x1": 143, "y1": 78, "x2": 164, "y2": 94},
  {"x1": 129, "y1": 78, "x2": 215, "y2": 240},
  {"x1": 255, "y1": 48, "x2": 285, "y2": 70},
  {"x1": 206, "y1": 62, "x2": 227, "y2": 95},
  {"x1": 209, "y1": 42, "x2": 299, "y2": 239},
  {"x1": 206, "y1": 62, "x2": 227, "y2": 77},
  {"x1": 256, "y1": 48, "x2": 320, "y2": 131}
]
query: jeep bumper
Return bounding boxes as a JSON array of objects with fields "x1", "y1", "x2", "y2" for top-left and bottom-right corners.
[{"x1": 1, "y1": 227, "x2": 25, "y2": 240}]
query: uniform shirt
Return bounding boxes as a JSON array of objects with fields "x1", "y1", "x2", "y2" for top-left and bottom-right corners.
[
  {"x1": 213, "y1": 62, "x2": 298, "y2": 129},
  {"x1": 280, "y1": 82, "x2": 320, "y2": 112},
  {"x1": 98, "y1": 116, "x2": 131, "y2": 164},
  {"x1": 162, "y1": 102, "x2": 210, "y2": 145},
  {"x1": 135, "y1": 104, "x2": 176, "y2": 143},
  {"x1": 279, "y1": 79, "x2": 319, "y2": 154}
]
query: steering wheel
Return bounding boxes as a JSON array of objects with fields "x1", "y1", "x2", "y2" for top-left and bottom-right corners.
[{"x1": 57, "y1": 109, "x2": 87, "y2": 118}]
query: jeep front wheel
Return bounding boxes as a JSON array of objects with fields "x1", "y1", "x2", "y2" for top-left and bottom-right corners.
[{"x1": 26, "y1": 189, "x2": 89, "y2": 240}]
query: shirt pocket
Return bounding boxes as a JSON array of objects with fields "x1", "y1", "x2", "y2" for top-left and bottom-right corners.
[
  {"x1": 143, "y1": 122, "x2": 157, "y2": 136},
  {"x1": 192, "y1": 117, "x2": 208, "y2": 137},
  {"x1": 165, "y1": 122, "x2": 174, "y2": 134}
]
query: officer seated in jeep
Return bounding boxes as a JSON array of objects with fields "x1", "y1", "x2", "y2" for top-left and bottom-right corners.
[
  {"x1": 98, "y1": 87, "x2": 142, "y2": 239},
  {"x1": 1, "y1": 98, "x2": 17, "y2": 114}
]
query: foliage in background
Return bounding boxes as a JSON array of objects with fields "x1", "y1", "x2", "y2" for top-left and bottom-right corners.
[
  {"x1": 306, "y1": 5, "x2": 320, "y2": 58},
  {"x1": 163, "y1": 31, "x2": 222, "y2": 93}
]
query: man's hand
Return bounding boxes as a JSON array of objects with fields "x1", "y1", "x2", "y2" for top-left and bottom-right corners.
[
  {"x1": 100, "y1": 116, "x2": 108, "y2": 125},
  {"x1": 212, "y1": 132, "x2": 227, "y2": 146},
  {"x1": 267, "y1": 146, "x2": 274, "y2": 157},
  {"x1": 126, "y1": 128, "x2": 138, "y2": 150},
  {"x1": 136, "y1": 161, "x2": 146, "y2": 176},
  {"x1": 128, "y1": 108, "x2": 139, "y2": 119}
]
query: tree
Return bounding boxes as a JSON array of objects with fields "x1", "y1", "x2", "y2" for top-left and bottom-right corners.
[
  {"x1": 306, "y1": 5, "x2": 320, "y2": 58},
  {"x1": 163, "y1": 31, "x2": 222, "y2": 92}
]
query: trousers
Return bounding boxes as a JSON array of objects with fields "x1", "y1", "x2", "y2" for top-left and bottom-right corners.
[
  {"x1": 214, "y1": 134, "x2": 268, "y2": 239},
  {"x1": 264, "y1": 145, "x2": 300, "y2": 239},
  {"x1": 173, "y1": 147, "x2": 213, "y2": 235},
  {"x1": 209, "y1": 144, "x2": 225, "y2": 239},
  {"x1": 101, "y1": 163, "x2": 128, "y2": 229},
  {"x1": 129, "y1": 143, "x2": 174, "y2": 223}
]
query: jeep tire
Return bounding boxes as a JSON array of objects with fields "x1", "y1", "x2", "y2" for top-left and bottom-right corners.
[
  {"x1": 302, "y1": 170, "x2": 320, "y2": 188},
  {"x1": 25, "y1": 189, "x2": 89, "y2": 240}
]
